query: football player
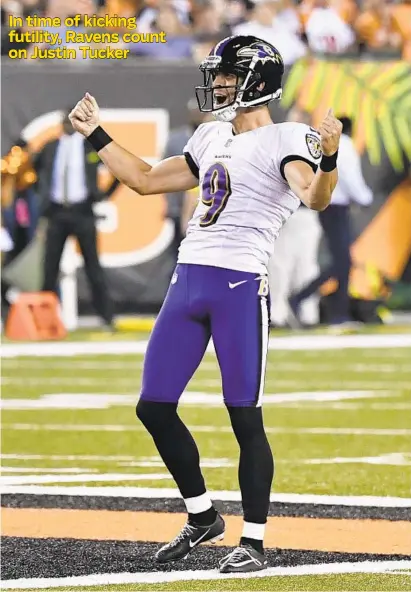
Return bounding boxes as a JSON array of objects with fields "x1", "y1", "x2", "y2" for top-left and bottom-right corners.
[{"x1": 69, "y1": 35, "x2": 342, "y2": 573}]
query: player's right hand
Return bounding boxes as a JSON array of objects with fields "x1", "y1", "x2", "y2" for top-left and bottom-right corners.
[{"x1": 69, "y1": 93, "x2": 100, "y2": 137}]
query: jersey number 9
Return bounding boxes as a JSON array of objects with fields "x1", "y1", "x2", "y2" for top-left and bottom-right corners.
[{"x1": 200, "y1": 162, "x2": 232, "y2": 227}]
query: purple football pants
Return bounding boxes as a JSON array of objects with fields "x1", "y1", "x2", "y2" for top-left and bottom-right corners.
[{"x1": 139, "y1": 264, "x2": 270, "y2": 407}]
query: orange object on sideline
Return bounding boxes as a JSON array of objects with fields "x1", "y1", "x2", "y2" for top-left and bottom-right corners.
[{"x1": 5, "y1": 292, "x2": 67, "y2": 341}]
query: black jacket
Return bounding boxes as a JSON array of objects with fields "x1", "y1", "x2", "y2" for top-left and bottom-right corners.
[{"x1": 34, "y1": 136, "x2": 107, "y2": 217}]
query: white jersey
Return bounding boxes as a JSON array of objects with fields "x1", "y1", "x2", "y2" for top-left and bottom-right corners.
[
  {"x1": 178, "y1": 121, "x2": 322, "y2": 274},
  {"x1": 305, "y1": 8, "x2": 356, "y2": 54}
]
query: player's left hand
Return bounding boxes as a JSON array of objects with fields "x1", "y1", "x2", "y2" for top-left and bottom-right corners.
[{"x1": 318, "y1": 108, "x2": 343, "y2": 156}]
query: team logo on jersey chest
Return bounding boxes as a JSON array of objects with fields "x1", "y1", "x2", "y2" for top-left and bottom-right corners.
[{"x1": 305, "y1": 133, "x2": 322, "y2": 159}]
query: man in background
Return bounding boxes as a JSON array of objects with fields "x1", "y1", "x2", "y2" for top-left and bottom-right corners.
[
  {"x1": 289, "y1": 116, "x2": 374, "y2": 330},
  {"x1": 162, "y1": 98, "x2": 211, "y2": 268},
  {"x1": 268, "y1": 106, "x2": 322, "y2": 327},
  {"x1": 34, "y1": 108, "x2": 114, "y2": 329},
  {"x1": 304, "y1": 0, "x2": 357, "y2": 54},
  {"x1": 233, "y1": 0, "x2": 307, "y2": 66}
]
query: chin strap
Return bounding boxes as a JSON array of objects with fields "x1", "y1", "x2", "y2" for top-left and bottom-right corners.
[{"x1": 213, "y1": 106, "x2": 238, "y2": 122}]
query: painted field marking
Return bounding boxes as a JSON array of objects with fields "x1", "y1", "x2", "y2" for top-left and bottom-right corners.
[
  {"x1": 361, "y1": 348, "x2": 411, "y2": 356},
  {"x1": 364, "y1": 403, "x2": 411, "y2": 410},
  {"x1": 1, "y1": 486, "x2": 410, "y2": 507},
  {"x1": 2, "y1": 453, "x2": 410, "y2": 467},
  {"x1": 2, "y1": 334, "x2": 411, "y2": 358},
  {"x1": 300, "y1": 453, "x2": 411, "y2": 466},
  {"x1": 0, "y1": 467, "x2": 99, "y2": 474},
  {"x1": 0, "y1": 473, "x2": 172, "y2": 486},
  {"x1": 0, "y1": 390, "x2": 395, "y2": 410},
  {"x1": 2, "y1": 454, "x2": 410, "y2": 485},
  {"x1": 3, "y1": 423, "x2": 410, "y2": 436},
  {"x1": 3, "y1": 375, "x2": 410, "y2": 391},
  {"x1": 280, "y1": 427, "x2": 411, "y2": 435},
  {"x1": 3, "y1": 360, "x2": 411, "y2": 373},
  {"x1": 2, "y1": 560, "x2": 411, "y2": 589},
  {"x1": 116, "y1": 458, "x2": 235, "y2": 468},
  {"x1": 270, "y1": 402, "x2": 411, "y2": 410},
  {"x1": 3, "y1": 378, "x2": 409, "y2": 393},
  {"x1": 1, "y1": 453, "x2": 141, "y2": 462},
  {"x1": 1, "y1": 453, "x2": 409, "y2": 470}
]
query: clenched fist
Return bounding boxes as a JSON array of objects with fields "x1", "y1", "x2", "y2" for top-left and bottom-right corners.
[
  {"x1": 318, "y1": 108, "x2": 343, "y2": 156},
  {"x1": 69, "y1": 93, "x2": 100, "y2": 137}
]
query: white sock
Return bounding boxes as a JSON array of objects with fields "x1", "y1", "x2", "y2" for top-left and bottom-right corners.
[
  {"x1": 242, "y1": 521, "x2": 265, "y2": 541},
  {"x1": 184, "y1": 492, "x2": 212, "y2": 515}
]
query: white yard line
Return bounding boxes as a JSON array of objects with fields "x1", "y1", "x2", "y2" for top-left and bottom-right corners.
[
  {"x1": 267, "y1": 403, "x2": 411, "y2": 410},
  {"x1": 361, "y1": 349, "x2": 411, "y2": 358},
  {"x1": 3, "y1": 423, "x2": 410, "y2": 436},
  {"x1": 1, "y1": 485, "x2": 410, "y2": 506},
  {"x1": 3, "y1": 375, "x2": 410, "y2": 389},
  {"x1": 366, "y1": 403, "x2": 411, "y2": 410},
  {"x1": 2, "y1": 560, "x2": 411, "y2": 589},
  {"x1": 2, "y1": 360, "x2": 219, "y2": 371},
  {"x1": 1, "y1": 453, "x2": 140, "y2": 461},
  {"x1": 3, "y1": 378, "x2": 410, "y2": 393},
  {"x1": 2, "y1": 334, "x2": 411, "y2": 358},
  {"x1": 2, "y1": 377, "x2": 137, "y2": 387},
  {"x1": 3, "y1": 359, "x2": 410, "y2": 373},
  {"x1": 2, "y1": 454, "x2": 410, "y2": 485},
  {"x1": 1, "y1": 453, "x2": 409, "y2": 468},
  {"x1": 300, "y1": 453, "x2": 411, "y2": 466},
  {"x1": 2, "y1": 454, "x2": 409, "y2": 469},
  {"x1": 0, "y1": 467, "x2": 98, "y2": 474},
  {"x1": 0, "y1": 390, "x2": 394, "y2": 410},
  {"x1": 0, "y1": 454, "x2": 234, "y2": 467},
  {"x1": 0, "y1": 473, "x2": 172, "y2": 486},
  {"x1": 276, "y1": 427, "x2": 411, "y2": 435},
  {"x1": 116, "y1": 459, "x2": 235, "y2": 468}
]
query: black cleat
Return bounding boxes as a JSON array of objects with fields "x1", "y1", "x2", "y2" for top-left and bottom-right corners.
[
  {"x1": 155, "y1": 513, "x2": 225, "y2": 563},
  {"x1": 219, "y1": 544, "x2": 268, "y2": 573}
]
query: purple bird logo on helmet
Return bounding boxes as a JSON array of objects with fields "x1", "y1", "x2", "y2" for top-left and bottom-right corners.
[{"x1": 195, "y1": 35, "x2": 285, "y2": 122}]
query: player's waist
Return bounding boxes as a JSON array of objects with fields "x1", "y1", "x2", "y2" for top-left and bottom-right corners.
[
  {"x1": 178, "y1": 242, "x2": 269, "y2": 274},
  {"x1": 177, "y1": 254, "x2": 267, "y2": 274}
]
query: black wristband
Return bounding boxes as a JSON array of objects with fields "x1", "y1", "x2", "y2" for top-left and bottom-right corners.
[
  {"x1": 320, "y1": 151, "x2": 338, "y2": 172},
  {"x1": 87, "y1": 126, "x2": 113, "y2": 152}
]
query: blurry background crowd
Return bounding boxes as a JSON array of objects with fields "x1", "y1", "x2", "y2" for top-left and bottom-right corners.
[{"x1": 1, "y1": 0, "x2": 410, "y2": 63}]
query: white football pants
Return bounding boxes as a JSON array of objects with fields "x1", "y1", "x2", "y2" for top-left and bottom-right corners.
[{"x1": 268, "y1": 207, "x2": 322, "y2": 326}]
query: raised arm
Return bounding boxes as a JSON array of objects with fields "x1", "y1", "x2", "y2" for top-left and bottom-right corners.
[
  {"x1": 284, "y1": 109, "x2": 342, "y2": 211},
  {"x1": 284, "y1": 159, "x2": 337, "y2": 212},
  {"x1": 69, "y1": 93, "x2": 198, "y2": 196}
]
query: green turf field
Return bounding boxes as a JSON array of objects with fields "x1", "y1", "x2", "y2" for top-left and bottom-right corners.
[
  {"x1": 2, "y1": 330, "x2": 411, "y2": 591},
  {"x1": 2, "y1": 344, "x2": 411, "y2": 495}
]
